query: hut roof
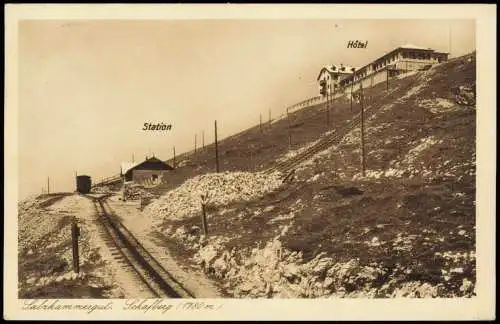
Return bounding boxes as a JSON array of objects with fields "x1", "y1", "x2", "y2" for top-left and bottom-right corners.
[
  {"x1": 121, "y1": 157, "x2": 174, "y2": 177},
  {"x1": 121, "y1": 162, "x2": 140, "y2": 175}
]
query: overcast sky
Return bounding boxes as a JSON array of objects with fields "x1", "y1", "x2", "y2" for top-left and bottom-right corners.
[{"x1": 18, "y1": 19, "x2": 475, "y2": 199}]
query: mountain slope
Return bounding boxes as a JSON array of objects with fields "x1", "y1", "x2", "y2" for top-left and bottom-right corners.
[{"x1": 148, "y1": 53, "x2": 476, "y2": 298}]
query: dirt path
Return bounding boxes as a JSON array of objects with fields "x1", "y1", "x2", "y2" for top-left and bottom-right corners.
[
  {"x1": 46, "y1": 194, "x2": 156, "y2": 298},
  {"x1": 106, "y1": 194, "x2": 225, "y2": 298}
]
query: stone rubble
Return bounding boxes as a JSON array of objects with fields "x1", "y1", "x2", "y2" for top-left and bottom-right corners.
[
  {"x1": 168, "y1": 227, "x2": 476, "y2": 298},
  {"x1": 121, "y1": 183, "x2": 155, "y2": 201},
  {"x1": 454, "y1": 84, "x2": 475, "y2": 106},
  {"x1": 146, "y1": 171, "x2": 282, "y2": 223}
]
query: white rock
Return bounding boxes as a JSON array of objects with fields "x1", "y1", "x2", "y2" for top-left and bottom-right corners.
[
  {"x1": 146, "y1": 171, "x2": 282, "y2": 222},
  {"x1": 198, "y1": 245, "x2": 218, "y2": 264},
  {"x1": 283, "y1": 264, "x2": 300, "y2": 279}
]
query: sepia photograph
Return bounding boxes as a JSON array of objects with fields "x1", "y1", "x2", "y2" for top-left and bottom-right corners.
[{"x1": 4, "y1": 3, "x2": 496, "y2": 321}]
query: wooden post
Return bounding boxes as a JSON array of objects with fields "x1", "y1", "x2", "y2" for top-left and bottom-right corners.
[
  {"x1": 350, "y1": 69, "x2": 355, "y2": 113},
  {"x1": 173, "y1": 146, "x2": 176, "y2": 168},
  {"x1": 360, "y1": 83, "x2": 366, "y2": 177},
  {"x1": 287, "y1": 108, "x2": 292, "y2": 148},
  {"x1": 259, "y1": 113, "x2": 263, "y2": 134},
  {"x1": 326, "y1": 91, "x2": 330, "y2": 126},
  {"x1": 386, "y1": 68, "x2": 389, "y2": 90},
  {"x1": 448, "y1": 24, "x2": 452, "y2": 58},
  {"x1": 200, "y1": 195, "x2": 208, "y2": 236},
  {"x1": 214, "y1": 120, "x2": 220, "y2": 173},
  {"x1": 331, "y1": 91, "x2": 335, "y2": 115},
  {"x1": 71, "y1": 219, "x2": 80, "y2": 273}
]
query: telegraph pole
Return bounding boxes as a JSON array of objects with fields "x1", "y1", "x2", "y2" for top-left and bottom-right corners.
[
  {"x1": 331, "y1": 90, "x2": 335, "y2": 115},
  {"x1": 360, "y1": 82, "x2": 366, "y2": 177},
  {"x1": 350, "y1": 68, "x2": 355, "y2": 112},
  {"x1": 326, "y1": 91, "x2": 330, "y2": 126},
  {"x1": 386, "y1": 68, "x2": 389, "y2": 90},
  {"x1": 194, "y1": 134, "x2": 197, "y2": 156},
  {"x1": 47, "y1": 177, "x2": 50, "y2": 194},
  {"x1": 448, "y1": 23, "x2": 452, "y2": 58},
  {"x1": 214, "y1": 120, "x2": 220, "y2": 173},
  {"x1": 268, "y1": 109, "x2": 271, "y2": 127},
  {"x1": 173, "y1": 146, "x2": 176, "y2": 168},
  {"x1": 202, "y1": 130, "x2": 205, "y2": 149},
  {"x1": 259, "y1": 113, "x2": 263, "y2": 134},
  {"x1": 287, "y1": 107, "x2": 292, "y2": 148}
]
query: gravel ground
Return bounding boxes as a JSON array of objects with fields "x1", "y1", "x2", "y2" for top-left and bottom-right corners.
[
  {"x1": 106, "y1": 195, "x2": 225, "y2": 297},
  {"x1": 18, "y1": 194, "x2": 153, "y2": 298},
  {"x1": 18, "y1": 194, "x2": 121, "y2": 298}
]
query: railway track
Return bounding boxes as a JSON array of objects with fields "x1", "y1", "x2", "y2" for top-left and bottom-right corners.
[
  {"x1": 267, "y1": 72, "x2": 427, "y2": 177},
  {"x1": 85, "y1": 194, "x2": 194, "y2": 298},
  {"x1": 267, "y1": 99, "x2": 378, "y2": 176}
]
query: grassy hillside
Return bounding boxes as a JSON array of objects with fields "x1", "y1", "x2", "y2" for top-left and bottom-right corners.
[
  {"x1": 150, "y1": 53, "x2": 476, "y2": 298},
  {"x1": 144, "y1": 65, "x2": 426, "y2": 195}
]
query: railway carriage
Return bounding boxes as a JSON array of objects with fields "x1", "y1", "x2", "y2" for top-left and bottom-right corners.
[{"x1": 76, "y1": 175, "x2": 92, "y2": 194}]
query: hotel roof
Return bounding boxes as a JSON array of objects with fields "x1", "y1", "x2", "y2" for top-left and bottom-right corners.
[
  {"x1": 317, "y1": 64, "x2": 355, "y2": 80},
  {"x1": 398, "y1": 44, "x2": 433, "y2": 50}
]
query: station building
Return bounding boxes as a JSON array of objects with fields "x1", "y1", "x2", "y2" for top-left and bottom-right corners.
[{"x1": 120, "y1": 156, "x2": 173, "y2": 185}]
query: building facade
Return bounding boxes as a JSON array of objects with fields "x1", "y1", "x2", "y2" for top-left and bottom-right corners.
[
  {"x1": 316, "y1": 64, "x2": 355, "y2": 97},
  {"x1": 120, "y1": 156, "x2": 174, "y2": 185},
  {"x1": 324, "y1": 44, "x2": 449, "y2": 93}
]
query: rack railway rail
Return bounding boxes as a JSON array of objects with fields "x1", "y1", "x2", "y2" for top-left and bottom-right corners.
[
  {"x1": 267, "y1": 70, "x2": 428, "y2": 177},
  {"x1": 267, "y1": 98, "x2": 378, "y2": 176},
  {"x1": 84, "y1": 194, "x2": 194, "y2": 299},
  {"x1": 91, "y1": 56, "x2": 465, "y2": 184}
]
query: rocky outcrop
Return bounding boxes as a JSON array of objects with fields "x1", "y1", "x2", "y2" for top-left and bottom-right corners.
[{"x1": 168, "y1": 227, "x2": 476, "y2": 298}]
